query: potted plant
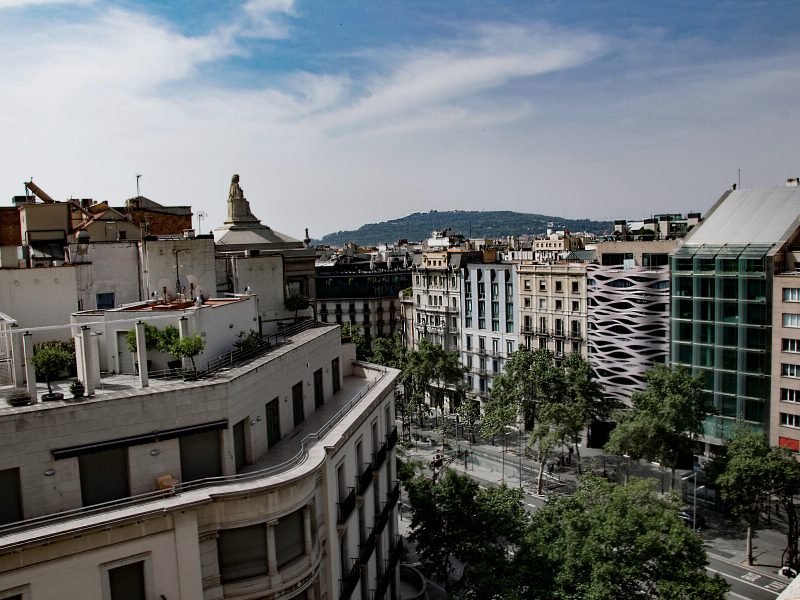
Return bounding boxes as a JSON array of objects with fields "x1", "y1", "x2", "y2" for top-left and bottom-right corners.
[
  {"x1": 6, "y1": 388, "x2": 31, "y2": 407},
  {"x1": 69, "y1": 379, "x2": 85, "y2": 400},
  {"x1": 167, "y1": 335, "x2": 206, "y2": 380},
  {"x1": 30, "y1": 343, "x2": 72, "y2": 401}
]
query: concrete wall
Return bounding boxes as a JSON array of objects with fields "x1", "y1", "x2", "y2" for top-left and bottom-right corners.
[
  {"x1": 142, "y1": 237, "x2": 216, "y2": 301},
  {"x1": 0, "y1": 326, "x2": 346, "y2": 519},
  {"x1": 19, "y1": 203, "x2": 69, "y2": 243},
  {"x1": 0, "y1": 265, "x2": 87, "y2": 342},
  {"x1": 67, "y1": 241, "x2": 141, "y2": 309}
]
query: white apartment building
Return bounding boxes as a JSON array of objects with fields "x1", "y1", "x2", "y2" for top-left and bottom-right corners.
[
  {"x1": 517, "y1": 261, "x2": 589, "y2": 361},
  {"x1": 0, "y1": 315, "x2": 402, "y2": 599},
  {"x1": 461, "y1": 262, "x2": 518, "y2": 403}
]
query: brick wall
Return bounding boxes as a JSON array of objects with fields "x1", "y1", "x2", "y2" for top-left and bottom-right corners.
[
  {"x1": 128, "y1": 209, "x2": 192, "y2": 236},
  {"x1": 0, "y1": 207, "x2": 21, "y2": 245}
]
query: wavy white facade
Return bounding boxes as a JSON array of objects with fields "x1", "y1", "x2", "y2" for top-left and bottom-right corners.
[{"x1": 587, "y1": 264, "x2": 670, "y2": 404}]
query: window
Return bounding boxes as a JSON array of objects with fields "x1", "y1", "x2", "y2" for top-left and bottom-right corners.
[
  {"x1": 784, "y1": 339, "x2": 800, "y2": 353},
  {"x1": 539, "y1": 280, "x2": 546, "y2": 292},
  {"x1": 523, "y1": 279, "x2": 530, "y2": 291},
  {"x1": 572, "y1": 281, "x2": 579, "y2": 294},
  {"x1": 492, "y1": 359, "x2": 499, "y2": 373},
  {"x1": 218, "y1": 525, "x2": 268, "y2": 582},
  {"x1": 555, "y1": 299, "x2": 563, "y2": 311},
  {"x1": 104, "y1": 556, "x2": 151, "y2": 600},
  {"x1": 506, "y1": 340, "x2": 514, "y2": 354},
  {"x1": 479, "y1": 337, "x2": 486, "y2": 350},
  {"x1": 785, "y1": 288, "x2": 800, "y2": 302},
  {"x1": 180, "y1": 430, "x2": 222, "y2": 482},
  {"x1": 479, "y1": 357, "x2": 486, "y2": 371},
  {"x1": 783, "y1": 364, "x2": 800, "y2": 378},
  {"x1": 555, "y1": 281, "x2": 562, "y2": 293},
  {"x1": 314, "y1": 368, "x2": 324, "y2": 408},
  {"x1": 465, "y1": 282, "x2": 472, "y2": 297},
  {"x1": 0, "y1": 468, "x2": 22, "y2": 526},
  {"x1": 781, "y1": 413, "x2": 800, "y2": 429},
  {"x1": 332, "y1": 358, "x2": 341, "y2": 392},
  {"x1": 785, "y1": 314, "x2": 800, "y2": 328},
  {"x1": 492, "y1": 319, "x2": 499, "y2": 332},
  {"x1": 782, "y1": 388, "x2": 800, "y2": 403},
  {"x1": 524, "y1": 297, "x2": 531, "y2": 308},
  {"x1": 80, "y1": 447, "x2": 129, "y2": 506},
  {"x1": 276, "y1": 509, "x2": 305, "y2": 567},
  {"x1": 292, "y1": 382, "x2": 305, "y2": 426},
  {"x1": 96, "y1": 292, "x2": 115, "y2": 310},
  {"x1": 492, "y1": 339, "x2": 499, "y2": 353},
  {"x1": 466, "y1": 335, "x2": 472, "y2": 350},
  {"x1": 572, "y1": 300, "x2": 579, "y2": 312},
  {"x1": 466, "y1": 355, "x2": 472, "y2": 368},
  {"x1": 266, "y1": 398, "x2": 281, "y2": 447}
]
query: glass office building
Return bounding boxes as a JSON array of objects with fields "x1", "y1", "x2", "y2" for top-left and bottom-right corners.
[{"x1": 671, "y1": 243, "x2": 772, "y2": 441}]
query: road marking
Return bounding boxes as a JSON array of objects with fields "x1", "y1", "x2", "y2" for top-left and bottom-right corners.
[
  {"x1": 706, "y1": 567, "x2": 780, "y2": 596},
  {"x1": 706, "y1": 553, "x2": 787, "y2": 585},
  {"x1": 527, "y1": 503, "x2": 537, "y2": 508},
  {"x1": 767, "y1": 580, "x2": 787, "y2": 591},
  {"x1": 741, "y1": 571, "x2": 761, "y2": 582}
]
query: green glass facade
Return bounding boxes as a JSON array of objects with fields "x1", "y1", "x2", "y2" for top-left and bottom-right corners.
[{"x1": 670, "y1": 243, "x2": 773, "y2": 440}]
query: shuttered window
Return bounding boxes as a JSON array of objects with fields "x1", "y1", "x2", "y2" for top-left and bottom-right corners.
[
  {"x1": 180, "y1": 430, "x2": 221, "y2": 482},
  {"x1": 0, "y1": 468, "x2": 22, "y2": 525},
  {"x1": 108, "y1": 561, "x2": 145, "y2": 600},
  {"x1": 275, "y1": 509, "x2": 305, "y2": 567},
  {"x1": 218, "y1": 524, "x2": 267, "y2": 583},
  {"x1": 79, "y1": 447, "x2": 129, "y2": 506}
]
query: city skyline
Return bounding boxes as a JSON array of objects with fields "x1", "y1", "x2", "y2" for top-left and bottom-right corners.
[{"x1": 1, "y1": 0, "x2": 799, "y2": 240}]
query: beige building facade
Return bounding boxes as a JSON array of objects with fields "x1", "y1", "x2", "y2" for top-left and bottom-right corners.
[{"x1": 0, "y1": 324, "x2": 401, "y2": 600}]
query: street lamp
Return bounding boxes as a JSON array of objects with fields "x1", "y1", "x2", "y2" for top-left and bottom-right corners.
[{"x1": 681, "y1": 471, "x2": 698, "y2": 531}]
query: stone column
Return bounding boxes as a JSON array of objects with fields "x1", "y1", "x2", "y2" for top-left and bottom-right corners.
[
  {"x1": 266, "y1": 520, "x2": 279, "y2": 576},
  {"x1": 80, "y1": 326, "x2": 94, "y2": 396},
  {"x1": 22, "y1": 332, "x2": 37, "y2": 403},
  {"x1": 135, "y1": 321, "x2": 149, "y2": 388},
  {"x1": 178, "y1": 316, "x2": 190, "y2": 370},
  {"x1": 303, "y1": 504, "x2": 313, "y2": 556},
  {"x1": 173, "y1": 511, "x2": 204, "y2": 599},
  {"x1": 11, "y1": 329, "x2": 24, "y2": 388}
]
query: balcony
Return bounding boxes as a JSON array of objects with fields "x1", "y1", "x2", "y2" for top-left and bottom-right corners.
[
  {"x1": 387, "y1": 481, "x2": 400, "y2": 509},
  {"x1": 373, "y1": 444, "x2": 388, "y2": 471},
  {"x1": 359, "y1": 529, "x2": 377, "y2": 564},
  {"x1": 337, "y1": 487, "x2": 356, "y2": 525},
  {"x1": 387, "y1": 426, "x2": 398, "y2": 450},
  {"x1": 553, "y1": 329, "x2": 565, "y2": 338},
  {"x1": 357, "y1": 464, "x2": 373, "y2": 496},
  {"x1": 340, "y1": 558, "x2": 361, "y2": 600},
  {"x1": 536, "y1": 327, "x2": 548, "y2": 336},
  {"x1": 375, "y1": 536, "x2": 403, "y2": 598},
  {"x1": 569, "y1": 330, "x2": 582, "y2": 340}
]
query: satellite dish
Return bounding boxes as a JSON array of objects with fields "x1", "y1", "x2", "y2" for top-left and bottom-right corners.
[
  {"x1": 155, "y1": 278, "x2": 177, "y2": 302},
  {"x1": 195, "y1": 285, "x2": 210, "y2": 301}
]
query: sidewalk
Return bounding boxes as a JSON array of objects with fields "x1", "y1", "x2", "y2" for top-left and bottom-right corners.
[{"x1": 398, "y1": 418, "x2": 795, "y2": 585}]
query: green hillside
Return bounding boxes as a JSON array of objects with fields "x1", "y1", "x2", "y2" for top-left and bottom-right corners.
[{"x1": 314, "y1": 210, "x2": 613, "y2": 247}]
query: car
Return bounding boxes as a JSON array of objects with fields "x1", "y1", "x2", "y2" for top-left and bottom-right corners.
[{"x1": 677, "y1": 509, "x2": 706, "y2": 530}]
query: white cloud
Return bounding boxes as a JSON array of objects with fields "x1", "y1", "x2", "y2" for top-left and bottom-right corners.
[
  {"x1": 0, "y1": 0, "x2": 92, "y2": 7},
  {"x1": 241, "y1": 0, "x2": 296, "y2": 39},
  {"x1": 0, "y1": 5, "x2": 797, "y2": 242}
]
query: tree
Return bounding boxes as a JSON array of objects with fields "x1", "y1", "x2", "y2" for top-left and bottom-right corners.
[
  {"x1": 341, "y1": 323, "x2": 370, "y2": 361},
  {"x1": 519, "y1": 477, "x2": 728, "y2": 599},
  {"x1": 605, "y1": 364, "x2": 709, "y2": 490},
  {"x1": 406, "y1": 468, "x2": 528, "y2": 595},
  {"x1": 158, "y1": 325, "x2": 180, "y2": 354},
  {"x1": 31, "y1": 343, "x2": 73, "y2": 396},
  {"x1": 552, "y1": 353, "x2": 613, "y2": 474},
  {"x1": 169, "y1": 335, "x2": 206, "y2": 377},
  {"x1": 456, "y1": 395, "x2": 481, "y2": 443},
  {"x1": 284, "y1": 293, "x2": 309, "y2": 321},
  {"x1": 125, "y1": 323, "x2": 161, "y2": 354},
  {"x1": 370, "y1": 332, "x2": 406, "y2": 370},
  {"x1": 717, "y1": 425, "x2": 800, "y2": 569}
]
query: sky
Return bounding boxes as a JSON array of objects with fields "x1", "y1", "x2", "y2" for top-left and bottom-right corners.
[{"x1": 1, "y1": 0, "x2": 799, "y2": 241}]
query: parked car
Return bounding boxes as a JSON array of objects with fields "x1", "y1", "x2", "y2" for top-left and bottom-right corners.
[{"x1": 678, "y1": 509, "x2": 706, "y2": 530}]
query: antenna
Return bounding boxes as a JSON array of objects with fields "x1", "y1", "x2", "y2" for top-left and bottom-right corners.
[
  {"x1": 738, "y1": 168, "x2": 741, "y2": 190},
  {"x1": 136, "y1": 174, "x2": 142, "y2": 198},
  {"x1": 197, "y1": 210, "x2": 208, "y2": 235}
]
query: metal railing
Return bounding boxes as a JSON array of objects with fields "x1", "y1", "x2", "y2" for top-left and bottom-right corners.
[
  {"x1": 0, "y1": 368, "x2": 389, "y2": 543},
  {"x1": 337, "y1": 488, "x2": 357, "y2": 525},
  {"x1": 340, "y1": 558, "x2": 361, "y2": 600},
  {"x1": 373, "y1": 444, "x2": 388, "y2": 471},
  {"x1": 357, "y1": 464, "x2": 374, "y2": 496},
  {"x1": 386, "y1": 427, "x2": 398, "y2": 451}
]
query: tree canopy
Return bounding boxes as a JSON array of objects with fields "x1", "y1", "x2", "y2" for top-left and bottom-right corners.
[
  {"x1": 717, "y1": 425, "x2": 800, "y2": 568},
  {"x1": 404, "y1": 466, "x2": 727, "y2": 600},
  {"x1": 605, "y1": 364, "x2": 709, "y2": 487},
  {"x1": 31, "y1": 342, "x2": 73, "y2": 395}
]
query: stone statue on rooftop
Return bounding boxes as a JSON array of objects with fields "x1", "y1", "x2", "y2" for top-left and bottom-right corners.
[{"x1": 229, "y1": 174, "x2": 244, "y2": 201}]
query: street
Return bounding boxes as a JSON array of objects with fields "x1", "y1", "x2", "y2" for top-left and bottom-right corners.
[{"x1": 400, "y1": 429, "x2": 796, "y2": 600}]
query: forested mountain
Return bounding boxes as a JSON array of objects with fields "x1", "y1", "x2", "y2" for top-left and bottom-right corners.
[{"x1": 314, "y1": 210, "x2": 612, "y2": 247}]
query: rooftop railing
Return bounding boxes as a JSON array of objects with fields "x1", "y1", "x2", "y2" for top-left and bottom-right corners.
[{"x1": 0, "y1": 367, "x2": 389, "y2": 546}]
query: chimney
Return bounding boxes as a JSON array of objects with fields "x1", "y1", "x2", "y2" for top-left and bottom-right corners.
[{"x1": 787, "y1": 178, "x2": 800, "y2": 187}]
